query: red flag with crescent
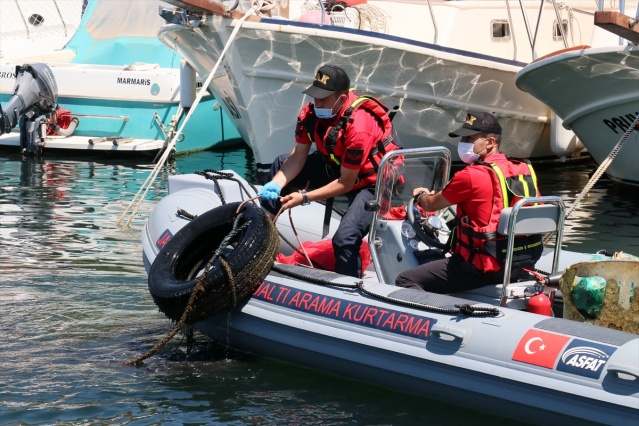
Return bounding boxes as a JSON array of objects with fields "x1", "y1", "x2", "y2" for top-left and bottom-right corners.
[{"x1": 512, "y1": 329, "x2": 571, "y2": 368}]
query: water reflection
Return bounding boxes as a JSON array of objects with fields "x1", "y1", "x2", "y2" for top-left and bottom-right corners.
[{"x1": 535, "y1": 160, "x2": 639, "y2": 253}]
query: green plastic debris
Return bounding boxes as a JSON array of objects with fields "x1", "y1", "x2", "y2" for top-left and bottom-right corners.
[{"x1": 571, "y1": 276, "x2": 607, "y2": 319}]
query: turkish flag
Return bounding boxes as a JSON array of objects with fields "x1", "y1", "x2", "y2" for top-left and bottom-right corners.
[{"x1": 512, "y1": 329, "x2": 571, "y2": 369}]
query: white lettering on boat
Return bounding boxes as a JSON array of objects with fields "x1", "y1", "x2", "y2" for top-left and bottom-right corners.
[
  {"x1": 564, "y1": 354, "x2": 607, "y2": 371},
  {"x1": 556, "y1": 340, "x2": 616, "y2": 379}
]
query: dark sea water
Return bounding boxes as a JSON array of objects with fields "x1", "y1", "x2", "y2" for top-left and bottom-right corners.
[{"x1": 1, "y1": 148, "x2": 637, "y2": 425}]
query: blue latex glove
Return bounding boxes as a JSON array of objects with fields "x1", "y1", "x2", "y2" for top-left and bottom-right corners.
[{"x1": 258, "y1": 181, "x2": 281, "y2": 200}]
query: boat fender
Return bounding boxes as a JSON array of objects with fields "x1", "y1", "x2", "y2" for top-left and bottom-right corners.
[
  {"x1": 528, "y1": 292, "x2": 552, "y2": 316},
  {"x1": 180, "y1": 60, "x2": 197, "y2": 111},
  {"x1": 52, "y1": 117, "x2": 79, "y2": 137},
  {"x1": 550, "y1": 112, "x2": 582, "y2": 158},
  {"x1": 47, "y1": 107, "x2": 78, "y2": 136},
  {"x1": 148, "y1": 202, "x2": 279, "y2": 322}
]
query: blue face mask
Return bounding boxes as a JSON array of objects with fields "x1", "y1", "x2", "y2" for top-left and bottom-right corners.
[{"x1": 314, "y1": 97, "x2": 343, "y2": 119}]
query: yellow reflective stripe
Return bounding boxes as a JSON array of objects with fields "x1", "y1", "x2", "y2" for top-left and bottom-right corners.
[
  {"x1": 490, "y1": 164, "x2": 509, "y2": 207},
  {"x1": 524, "y1": 164, "x2": 539, "y2": 205},
  {"x1": 527, "y1": 164, "x2": 539, "y2": 195},
  {"x1": 330, "y1": 153, "x2": 340, "y2": 165},
  {"x1": 350, "y1": 96, "x2": 369, "y2": 109},
  {"x1": 518, "y1": 174, "x2": 531, "y2": 197},
  {"x1": 499, "y1": 240, "x2": 542, "y2": 253}
]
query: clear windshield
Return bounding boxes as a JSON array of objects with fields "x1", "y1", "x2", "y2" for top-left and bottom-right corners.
[{"x1": 369, "y1": 146, "x2": 451, "y2": 283}]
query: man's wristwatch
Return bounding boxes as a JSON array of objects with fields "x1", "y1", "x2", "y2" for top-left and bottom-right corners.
[
  {"x1": 301, "y1": 189, "x2": 310, "y2": 205},
  {"x1": 413, "y1": 190, "x2": 427, "y2": 204}
]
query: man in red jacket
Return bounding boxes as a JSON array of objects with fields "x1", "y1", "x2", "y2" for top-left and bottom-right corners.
[
  {"x1": 259, "y1": 64, "x2": 400, "y2": 278},
  {"x1": 395, "y1": 112, "x2": 542, "y2": 293}
]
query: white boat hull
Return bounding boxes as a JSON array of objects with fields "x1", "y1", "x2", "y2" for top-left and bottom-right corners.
[
  {"x1": 0, "y1": 61, "x2": 241, "y2": 156},
  {"x1": 156, "y1": 0, "x2": 618, "y2": 172},
  {"x1": 516, "y1": 45, "x2": 639, "y2": 186}
]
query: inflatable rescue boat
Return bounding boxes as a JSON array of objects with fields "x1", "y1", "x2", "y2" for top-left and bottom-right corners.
[{"x1": 141, "y1": 147, "x2": 639, "y2": 425}]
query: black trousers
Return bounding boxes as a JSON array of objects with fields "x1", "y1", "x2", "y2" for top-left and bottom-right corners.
[{"x1": 395, "y1": 254, "x2": 507, "y2": 294}]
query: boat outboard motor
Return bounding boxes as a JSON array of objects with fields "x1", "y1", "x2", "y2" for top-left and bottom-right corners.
[{"x1": 0, "y1": 63, "x2": 58, "y2": 155}]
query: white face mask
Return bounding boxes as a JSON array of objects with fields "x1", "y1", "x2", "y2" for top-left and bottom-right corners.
[
  {"x1": 314, "y1": 96, "x2": 343, "y2": 119},
  {"x1": 458, "y1": 141, "x2": 482, "y2": 164}
]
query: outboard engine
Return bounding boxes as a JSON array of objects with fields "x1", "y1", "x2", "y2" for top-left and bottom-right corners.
[{"x1": 0, "y1": 63, "x2": 58, "y2": 155}]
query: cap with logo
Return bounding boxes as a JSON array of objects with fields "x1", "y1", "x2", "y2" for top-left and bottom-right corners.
[
  {"x1": 448, "y1": 111, "x2": 502, "y2": 138},
  {"x1": 302, "y1": 65, "x2": 350, "y2": 99}
]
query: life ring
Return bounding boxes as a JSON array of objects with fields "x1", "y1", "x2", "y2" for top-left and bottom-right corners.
[{"x1": 148, "y1": 201, "x2": 279, "y2": 322}]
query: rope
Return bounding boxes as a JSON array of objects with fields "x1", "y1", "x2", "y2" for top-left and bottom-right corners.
[
  {"x1": 196, "y1": 169, "x2": 260, "y2": 205},
  {"x1": 356, "y1": 281, "x2": 500, "y2": 316},
  {"x1": 565, "y1": 113, "x2": 639, "y2": 219},
  {"x1": 272, "y1": 198, "x2": 320, "y2": 270},
  {"x1": 177, "y1": 208, "x2": 197, "y2": 221},
  {"x1": 123, "y1": 211, "x2": 251, "y2": 365},
  {"x1": 271, "y1": 265, "x2": 501, "y2": 317},
  {"x1": 289, "y1": 209, "x2": 313, "y2": 268},
  {"x1": 116, "y1": 6, "x2": 259, "y2": 229},
  {"x1": 152, "y1": 105, "x2": 184, "y2": 164},
  {"x1": 543, "y1": 114, "x2": 639, "y2": 244},
  {"x1": 250, "y1": 0, "x2": 277, "y2": 17}
]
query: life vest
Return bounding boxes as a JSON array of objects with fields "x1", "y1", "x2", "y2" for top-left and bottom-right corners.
[
  {"x1": 451, "y1": 158, "x2": 544, "y2": 273},
  {"x1": 300, "y1": 94, "x2": 400, "y2": 189}
]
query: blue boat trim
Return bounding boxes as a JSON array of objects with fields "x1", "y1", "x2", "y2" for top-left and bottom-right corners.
[{"x1": 557, "y1": 339, "x2": 617, "y2": 379}]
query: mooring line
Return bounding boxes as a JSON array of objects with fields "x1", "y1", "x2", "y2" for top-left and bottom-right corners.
[{"x1": 116, "y1": 6, "x2": 259, "y2": 228}]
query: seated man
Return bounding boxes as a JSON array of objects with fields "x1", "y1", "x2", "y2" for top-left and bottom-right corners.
[{"x1": 395, "y1": 112, "x2": 543, "y2": 293}]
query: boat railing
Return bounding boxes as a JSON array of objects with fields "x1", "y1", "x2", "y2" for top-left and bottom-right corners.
[
  {"x1": 2, "y1": 0, "x2": 84, "y2": 41},
  {"x1": 305, "y1": 0, "x2": 579, "y2": 62},
  {"x1": 70, "y1": 113, "x2": 129, "y2": 123}
]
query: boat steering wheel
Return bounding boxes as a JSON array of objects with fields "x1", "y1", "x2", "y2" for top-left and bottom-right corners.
[{"x1": 406, "y1": 197, "x2": 450, "y2": 250}]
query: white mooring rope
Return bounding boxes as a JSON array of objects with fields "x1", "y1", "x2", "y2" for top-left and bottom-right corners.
[{"x1": 116, "y1": 5, "x2": 258, "y2": 228}]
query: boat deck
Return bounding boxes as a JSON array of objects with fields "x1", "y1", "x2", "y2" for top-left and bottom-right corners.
[{"x1": 0, "y1": 132, "x2": 163, "y2": 157}]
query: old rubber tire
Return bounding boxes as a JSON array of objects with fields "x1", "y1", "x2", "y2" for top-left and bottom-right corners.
[{"x1": 148, "y1": 202, "x2": 278, "y2": 322}]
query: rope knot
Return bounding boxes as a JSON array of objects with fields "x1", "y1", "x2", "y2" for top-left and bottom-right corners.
[
  {"x1": 456, "y1": 304, "x2": 475, "y2": 315},
  {"x1": 455, "y1": 304, "x2": 500, "y2": 317}
]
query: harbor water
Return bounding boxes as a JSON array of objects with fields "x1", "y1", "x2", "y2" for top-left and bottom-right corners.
[{"x1": 1, "y1": 148, "x2": 637, "y2": 425}]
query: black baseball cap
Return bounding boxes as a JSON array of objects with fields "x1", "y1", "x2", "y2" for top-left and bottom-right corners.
[
  {"x1": 302, "y1": 65, "x2": 350, "y2": 99},
  {"x1": 449, "y1": 111, "x2": 502, "y2": 137}
]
